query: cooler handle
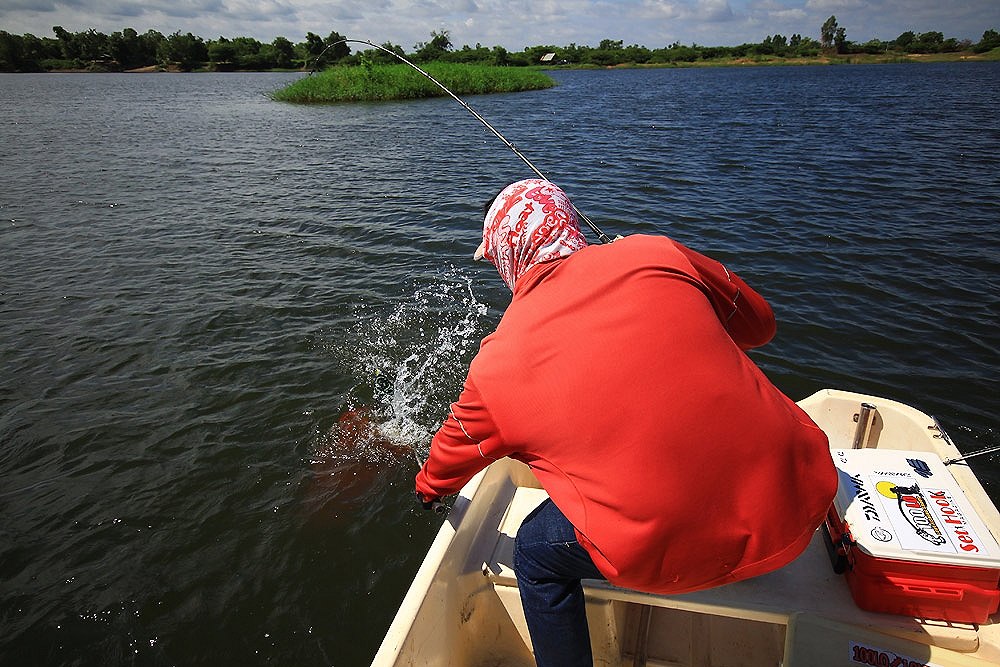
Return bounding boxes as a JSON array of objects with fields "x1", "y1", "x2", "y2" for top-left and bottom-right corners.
[{"x1": 887, "y1": 577, "x2": 965, "y2": 601}]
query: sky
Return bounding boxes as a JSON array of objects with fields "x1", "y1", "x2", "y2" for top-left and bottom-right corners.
[{"x1": 1, "y1": 0, "x2": 998, "y2": 51}]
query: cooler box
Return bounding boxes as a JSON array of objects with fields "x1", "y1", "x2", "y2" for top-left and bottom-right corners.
[{"x1": 826, "y1": 447, "x2": 1000, "y2": 623}]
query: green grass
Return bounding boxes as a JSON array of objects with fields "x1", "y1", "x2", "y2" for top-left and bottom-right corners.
[
  {"x1": 578, "y1": 49, "x2": 1000, "y2": 69},
  {"x1": 271, "y1": 62, "x2": 556, "y2": 103},
  {"x1": 980, "y1": 47, "x2": 1000, "y2": 61}
]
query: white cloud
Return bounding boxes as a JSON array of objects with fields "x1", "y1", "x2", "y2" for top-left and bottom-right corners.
[
  {"x1": 0, "y1": 0, "x2": 997, "y2": 48},
  {"x1": 694, "y1": 0, "x2": 735, "y2": 22},
  {"x1": 804, "y1": 0, "x2": 864, "y2": 9},
  {"x1": 771, "y1": 8, "x2": 807, "y2": 20},
  {"x1": 640, "y1": 0, "x2": 685, "y2": 19}
]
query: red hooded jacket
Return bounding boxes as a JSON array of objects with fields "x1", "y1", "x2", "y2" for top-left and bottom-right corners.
[{"x1": 416, "y1": 234, "x2": 837, "y2": 594}]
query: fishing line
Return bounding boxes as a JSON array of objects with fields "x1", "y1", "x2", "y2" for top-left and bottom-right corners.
[{"x1": 309, "y1": 38, "x2": 613, "y2": 244}]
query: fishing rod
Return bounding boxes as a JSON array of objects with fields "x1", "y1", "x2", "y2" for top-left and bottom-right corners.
[
  {"x1": 308, "y1": 38, "x2": 614, "y2": 244},
  {"x1": 932, "y1": 416, "x2": 1000, "y2": 465},
  {"x1": 943, "y1": 444, "x2": 1000, "y2": 466}
]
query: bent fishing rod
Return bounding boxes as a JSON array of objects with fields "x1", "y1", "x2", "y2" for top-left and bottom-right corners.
[{"x1": 309, "y1": 38, "x2": 614, "y2": 244}]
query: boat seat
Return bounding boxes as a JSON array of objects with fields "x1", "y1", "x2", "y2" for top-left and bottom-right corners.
[{"x1": 482, "y1": 486, "x2": 983, "y2": 654}]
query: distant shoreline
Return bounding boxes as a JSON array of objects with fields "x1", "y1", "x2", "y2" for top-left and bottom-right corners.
[
  {"x1": 556, "y1": 48, "x2": 1000, "y2": 69},
  {"x1": 661, "y1": 50, "x2": 1000, "y2": 67},
  {"x1": 23, "y1": 49, "x2": 998, "y2": 74}
]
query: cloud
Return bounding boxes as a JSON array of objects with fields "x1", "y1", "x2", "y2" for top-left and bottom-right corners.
[
  {"x1": 640, "y1": 0, "x2": 685, "y2": 19},
  {"x1": 770, "y1": 8, "x2": 806, "y2": 21},
  {"x1": 1, "y1": 0, "x2": 60, "y2": 11},
  {"x1": 0, "y1": 0, "x2": 997, "y2": 48},
  {"x1": 804, "y1": 0, "x2": 864, "y2": 10},
  {"x1": 694, "y1": 0, "x2": 735, "y2": 22}
]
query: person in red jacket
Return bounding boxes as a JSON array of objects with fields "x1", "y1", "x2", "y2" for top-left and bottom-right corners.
[{"x1": 415, "y1": 179, "x2": 838, "y2": 667}]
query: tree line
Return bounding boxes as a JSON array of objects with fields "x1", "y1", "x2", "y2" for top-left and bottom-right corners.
[
  {"x1": 1, "y1": 18, "x2": 998, "y2": 73},
  {"x1": 0, "y1": 27, "x2": 352, "y2": 72}
]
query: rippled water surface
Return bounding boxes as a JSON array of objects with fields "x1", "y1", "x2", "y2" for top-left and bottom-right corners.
[{"x1": 2, "y1": 64, "x2": 998, "y2": 665}]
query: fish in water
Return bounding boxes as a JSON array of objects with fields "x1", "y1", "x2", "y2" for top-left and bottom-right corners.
[
  {"x1": 328, "y1": 407, "x2": 414, "y2": 463},
  {"x1": 302, "y1": 406, "x2": 416, "y2": 521}
]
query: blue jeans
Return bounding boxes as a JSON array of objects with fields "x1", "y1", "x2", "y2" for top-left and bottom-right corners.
[{"x1": 514, "y1": 499, "x2": 605, "y2": 667}]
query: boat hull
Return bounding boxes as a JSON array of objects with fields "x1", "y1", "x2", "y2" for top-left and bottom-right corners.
[{"x1": 372, "y1": 390, "x2": 1000, "y2": 666}]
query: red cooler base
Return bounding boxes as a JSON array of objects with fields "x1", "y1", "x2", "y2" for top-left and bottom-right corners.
[
  {"x1": 828, "y1": 511, "x2": 1000, "y2": 624},
  {"x1": 847, "y1": 551, "x2": 1000, "y2": 623}
]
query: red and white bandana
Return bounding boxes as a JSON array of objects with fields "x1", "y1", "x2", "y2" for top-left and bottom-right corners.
[{"x1": 480, "y1": 179, "x2": 589, "y2": 290}]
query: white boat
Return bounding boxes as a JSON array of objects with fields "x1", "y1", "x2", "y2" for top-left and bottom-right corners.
[{"x1": 372, "y1": 389, "x2": 1000, "y2": 666}]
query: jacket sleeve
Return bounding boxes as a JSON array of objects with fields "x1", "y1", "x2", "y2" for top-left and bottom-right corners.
[
  {"x1": 671, "y1": 240, "x2": 777, "y2": 350},
  {"x1": 415, "y1": 376, "x2": 506, "y2": 502}
]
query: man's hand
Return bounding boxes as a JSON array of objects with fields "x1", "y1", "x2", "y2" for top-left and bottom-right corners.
[{"x1": 416, "y1": 492, "x2": 447, "y2": 514}]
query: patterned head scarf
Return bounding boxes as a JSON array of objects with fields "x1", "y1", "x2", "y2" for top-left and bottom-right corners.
[{"x1": 475, "y1": 179, "x2": 589, "y2": 290}]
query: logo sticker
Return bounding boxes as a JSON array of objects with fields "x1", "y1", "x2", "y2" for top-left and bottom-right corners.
[
  {"x1": 906, "y1": 458, "x2": 933, "y2": 479},
  {"x1": 870, "y1": 527, "x2": 893, "y2": 543},
  {"x1": 877, "y1": 482, "x2": 947, "y2": 547}
]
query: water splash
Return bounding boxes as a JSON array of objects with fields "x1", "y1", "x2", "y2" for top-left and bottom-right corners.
[{"x1": 324, "y1": 268, "x2": 490, "y2": 465}]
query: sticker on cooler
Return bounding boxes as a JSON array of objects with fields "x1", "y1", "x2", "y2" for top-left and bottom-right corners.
[
  {"x1": 872, "y1": 480, "x2": 987, "y2": 555},
  {"x1": 833, "y1": 449, "x2": 1000, "y2": 566}
]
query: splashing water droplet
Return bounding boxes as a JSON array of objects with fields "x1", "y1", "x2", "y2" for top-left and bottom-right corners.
[{"x1": 328, "y1": 267, "x2": 490, "y2": 464}]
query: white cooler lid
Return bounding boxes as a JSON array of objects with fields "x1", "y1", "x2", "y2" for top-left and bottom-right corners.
[{"x1": 832, "y1": 448, "x2": 1000, "y2": 567}]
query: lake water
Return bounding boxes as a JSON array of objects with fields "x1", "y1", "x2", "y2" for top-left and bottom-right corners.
[{"x1": 1, "y1": 63, "x2": 998, "y2": 665}]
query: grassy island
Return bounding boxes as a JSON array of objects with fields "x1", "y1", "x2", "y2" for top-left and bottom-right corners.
[{"x1": 271, "y1": 63, "x2": 555, "y2": 103}]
